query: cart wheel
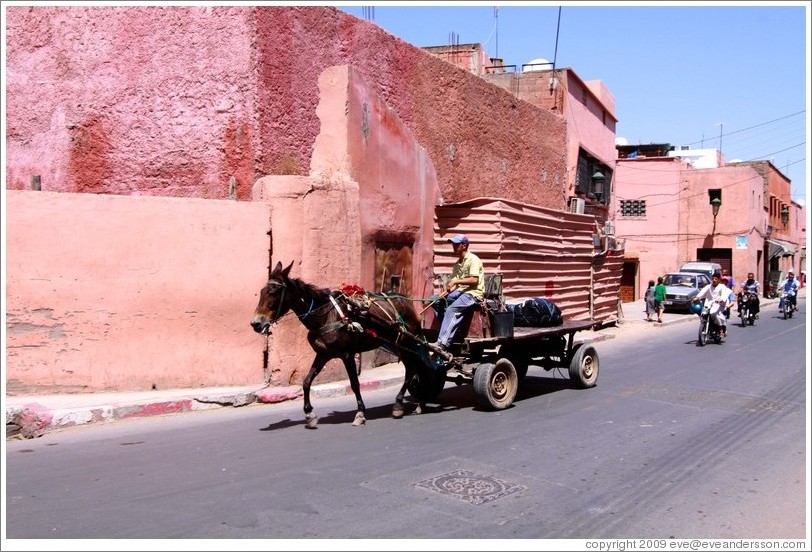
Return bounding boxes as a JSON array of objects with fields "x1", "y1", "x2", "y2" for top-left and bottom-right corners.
[
  {"x1": 473, "y1": 358, "x2": 518, "y2": 410},
  {"x1": 406, "y1": 370, "x2": 446, "y2": 403},
  {"x1": 568, "y1": 344, "x2": 599, "y2": 388}
]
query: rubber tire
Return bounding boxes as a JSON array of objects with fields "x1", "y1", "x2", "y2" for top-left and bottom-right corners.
[
  {"x1": 473, "y1": 358, "x2": 518, "y2": 410},
  {"x1": 405, "y1": 362, "x2": 446, "y2": 403},
  {"x1": 697, "y1": 320, "x2": 708, "y2": 347},
  {"x1": 740, "y1": 308, "x2": 748, "y2": 327},
  {"x1": 568, "y1": 344, "x2": 599, "y2": 388}
]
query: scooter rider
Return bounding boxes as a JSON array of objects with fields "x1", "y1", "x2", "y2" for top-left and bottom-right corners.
[
  {"x1": 778, "y1": 270, "x2": 799, "y2": 312},
  {"x1": 737, "y1": 272, "x2": 760, "y2": 315},
  {"x1": 694, "y1": 271, "x2": 735, "y2": 337}
]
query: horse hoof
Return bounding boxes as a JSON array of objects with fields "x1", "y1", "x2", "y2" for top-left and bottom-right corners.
[
  {"x1": 414, "y1": 404, "x2": 423, "y2": 415},
  {"x1": 392, "y1": 406, "x2": 404, "y2": 419},
  {"x1": 305, "y1": 414, "x2": 319, "y2": 429},
  {"x1": 352, "y1": 412, "x2": 366, "y2": 426}
]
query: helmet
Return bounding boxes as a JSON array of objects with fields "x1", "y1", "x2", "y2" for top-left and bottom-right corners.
[{"x1": 689, "y1": 301, "x2": 702, "y2": 314}]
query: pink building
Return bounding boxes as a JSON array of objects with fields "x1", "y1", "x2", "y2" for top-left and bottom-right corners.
[{"x1": 613, "y1": 145, "x2": 803, "y2": 300}]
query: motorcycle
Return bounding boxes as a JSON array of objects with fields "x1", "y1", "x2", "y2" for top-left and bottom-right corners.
[
  {"x1": 779, "y1": 289, "x2": 796, "y2": 319},
  {"x1": 738, "y1": 291, "x2": 758, "y2": 326},
  {"x1": 692, "y1": 298, "x2": 725, "y2": 346}
]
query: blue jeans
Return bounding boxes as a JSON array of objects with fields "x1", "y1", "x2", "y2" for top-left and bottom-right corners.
[{"x1": 432, "y1": 290, "x2": 479, "y2": 348}]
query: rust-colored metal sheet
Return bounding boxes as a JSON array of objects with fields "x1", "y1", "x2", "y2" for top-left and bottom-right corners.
[{"x1": 434, "y1": 197, "x2": 623, "y2": 325}]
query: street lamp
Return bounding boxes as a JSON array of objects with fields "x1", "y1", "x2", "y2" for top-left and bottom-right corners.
[
  {"x1": 710, "y1": 197, "x2": 721, "y2": 219},
  {"x1": 780, "y1": 205, "x2": 789, "y2": 228},
  {"x1": 592, "y1": 170, "x2": 605, "y2": 200}
]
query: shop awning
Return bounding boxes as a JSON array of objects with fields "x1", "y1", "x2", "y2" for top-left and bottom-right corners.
[{"x1": 767, "y1": 238, "x2": 797, "y2": 259}]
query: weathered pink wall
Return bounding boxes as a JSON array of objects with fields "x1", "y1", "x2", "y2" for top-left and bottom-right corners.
[
  {"x1": 5, "y1": 191, "x2": 270, "y2": 392},
  {"x1": 483, "y1": 68, "x2": 617, "y2": 192},
  {"x1": 4, "y1": 6, "x2": 258, "y2": 200},
  {"x1": 5, "y1": 6, "x2": 568, "y2": 209},
  {"x1": 251, "y1": 65, "x2": 440, "y2": 384}
]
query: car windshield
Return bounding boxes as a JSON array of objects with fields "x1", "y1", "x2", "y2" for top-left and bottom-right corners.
[{"x1": 664, "y1": 274, "x2": 695, "y2": 287}]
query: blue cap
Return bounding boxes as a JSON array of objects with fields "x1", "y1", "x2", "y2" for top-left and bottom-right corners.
[{"x1": 448, "y1": 234, "x2": 469, "y2": 245}]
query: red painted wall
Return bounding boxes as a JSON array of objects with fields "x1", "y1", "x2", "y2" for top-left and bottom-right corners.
[{"x1": 5, "y1": 6, "x2": 568, "y2": 209}]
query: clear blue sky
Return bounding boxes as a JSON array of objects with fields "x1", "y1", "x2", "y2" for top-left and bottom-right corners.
[{"x1": 339, "y1": 3, "x2": 809, "y2": 205}]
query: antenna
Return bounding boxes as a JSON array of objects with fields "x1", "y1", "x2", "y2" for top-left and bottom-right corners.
[
  {"x1": 494, "y1": 7, "x2": 499, "y2": 60},
  {"x1": 715, "y1": 122, "x2": 724, "y2": 153},
  {"x1": 552, "y1": 6, "x2": 561, "y2": 70}
]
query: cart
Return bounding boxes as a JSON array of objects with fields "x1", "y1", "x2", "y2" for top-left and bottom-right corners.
[{"x1": 408, "y1": 319, "x2": 600, "y2": 411}]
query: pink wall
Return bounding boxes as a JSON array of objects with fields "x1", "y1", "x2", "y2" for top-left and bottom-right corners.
[
  {"x1": 251, "y1": 65, "x2": 440, "y2": 384},
  {"x1": 4, "y1": 6, "x2": 258, "y2": 200},
  {"x1": 484, "y1": 68, "x2": 617, "y2": 193},
  {"x1": 681, "y1": 166, "x2": 765, "y2": 281},
  {"x1": 614, "y1": 158, "x2": 685, "y2": 292},
  {"x1": 5, "y1": 191, "x2": 270, "y2": 392},
  {"x1": 5, "y1": 6, "x2": 568, "y2": 209}
]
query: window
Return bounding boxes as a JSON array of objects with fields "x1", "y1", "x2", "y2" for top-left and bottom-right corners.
[{"x1": 620, "y1": 199, "x2": 646, "y2": 217}]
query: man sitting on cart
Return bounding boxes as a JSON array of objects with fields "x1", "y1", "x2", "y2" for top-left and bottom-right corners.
[{"x1": 430, "y1": 234, "x2": 485, "y2": 352}]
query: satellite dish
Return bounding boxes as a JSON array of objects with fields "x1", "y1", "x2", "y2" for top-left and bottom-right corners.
[
  {"x1": 728, "y1": 158, "x2": 743, "y2": 163},
  {"x1": 523, "y1": 57, "x2": 552, "y2": 72},
  {"x1": 615, "y1": 137, "x2": 629, "y2": 146}
]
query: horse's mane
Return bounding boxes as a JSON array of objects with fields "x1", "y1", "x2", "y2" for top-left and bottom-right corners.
[{"x1": 285, "y1": 275, "x2": 332, "y2": 303}]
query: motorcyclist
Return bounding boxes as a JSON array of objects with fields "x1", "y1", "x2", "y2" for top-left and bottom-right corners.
[
  {"x1": 778, "y1": 270, "x2": 799, "y2": 312},
  {"x1": 694, "y1": 271, "x2": 735, "y2": 337},
  {"x1": 737, "y1": 272, "x2": 760, "y2": 316}
]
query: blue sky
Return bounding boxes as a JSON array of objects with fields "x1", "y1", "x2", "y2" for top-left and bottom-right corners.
[{"x1": 338, "y1": 3, "x2": 809, "y2": 205}]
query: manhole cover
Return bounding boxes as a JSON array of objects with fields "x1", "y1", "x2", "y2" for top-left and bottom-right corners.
[{"x1": 414, "y1": 469, "x2": 526, "y2": 505}]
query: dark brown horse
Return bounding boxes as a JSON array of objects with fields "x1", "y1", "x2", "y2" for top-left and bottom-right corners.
[{"x1": 250, "y1": 261, "x2": 442, "y2": 428}]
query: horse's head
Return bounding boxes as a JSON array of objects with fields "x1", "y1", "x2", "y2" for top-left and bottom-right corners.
[{"x1": 250, "y1": 261, "x2": 294, "y2": 334}]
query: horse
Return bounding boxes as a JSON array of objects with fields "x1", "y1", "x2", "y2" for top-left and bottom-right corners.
[{"x1": 250, "y1": 260, "x2": 442, "y2": 428}]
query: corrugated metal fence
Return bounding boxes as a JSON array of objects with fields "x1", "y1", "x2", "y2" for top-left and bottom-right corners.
[{"x1": 433, "y1": 197, "x2": 623, "y2": 325}]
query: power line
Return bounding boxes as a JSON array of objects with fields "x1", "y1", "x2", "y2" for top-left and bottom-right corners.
[{"x1": 686, "y1": 110, "x2": 805, "y2": 147}]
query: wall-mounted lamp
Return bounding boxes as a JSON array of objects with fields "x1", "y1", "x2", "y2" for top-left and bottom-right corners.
[
  {"x1": 780, "y1": 205, "x2": 789, "y2": 227},
  {"x1": 710, "y1": 197, "x2": 722, "y2": 219},
  {"x1": 592, "y1": 170, "x2": 605, "y2": 200}
]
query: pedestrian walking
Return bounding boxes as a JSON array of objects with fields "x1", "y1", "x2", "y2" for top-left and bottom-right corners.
[
  {"x1": 654, "y1": 276, "x2": 667, "y2": 323},
  {"x1": 644, "y1": 279, "x2": 656, "y2": 321}
]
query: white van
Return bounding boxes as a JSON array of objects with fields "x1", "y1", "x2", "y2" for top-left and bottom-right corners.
[{"x1": 679, "y1": 261, "x2": 722, "y2": 280}]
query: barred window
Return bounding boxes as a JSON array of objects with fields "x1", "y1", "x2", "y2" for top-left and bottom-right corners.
[{"x1": 620, "y1": 199, "x2": 647, "y2": 217}]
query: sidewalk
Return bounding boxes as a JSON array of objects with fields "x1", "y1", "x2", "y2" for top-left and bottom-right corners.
[{"x1": 5, "y1": 290, "x2": 792, "y2": 438}]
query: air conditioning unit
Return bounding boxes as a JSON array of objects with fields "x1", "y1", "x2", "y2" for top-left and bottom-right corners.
[{"x1": 569, "y1": 197, "x2": 585, "y2": 214}]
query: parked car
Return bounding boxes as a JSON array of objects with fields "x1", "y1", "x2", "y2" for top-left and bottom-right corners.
[
  {"x1": 662, "y1": 271, "x2": 711, "y2": 312},
  {"x1": 679, "y1": 261, "x2": 722, "y2": 280}
]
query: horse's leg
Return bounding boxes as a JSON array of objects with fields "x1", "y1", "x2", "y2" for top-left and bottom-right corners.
[
  {"x1": 392, "y1": 379, "x2": 407, "y2": 419},
  {"x1": 343, "y1": 354, "x2": 366, "y2": 426},
  {"x1": 302, "y1": 354, "x2": 329, "y2": 429}
]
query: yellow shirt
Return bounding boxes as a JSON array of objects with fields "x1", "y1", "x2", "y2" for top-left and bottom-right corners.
[{"x1": 451, "y1": 251, "x2": 485, "y2": 300}]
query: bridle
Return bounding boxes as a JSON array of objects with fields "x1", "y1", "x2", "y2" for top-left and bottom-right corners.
[{"x1": 265, "y1": 278, "x2": 318, "y2": 324}]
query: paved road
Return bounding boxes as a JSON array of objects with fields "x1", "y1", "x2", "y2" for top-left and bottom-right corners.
[{"x1": 5, "y1": 289, "x2": 801, "y2": 438}]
